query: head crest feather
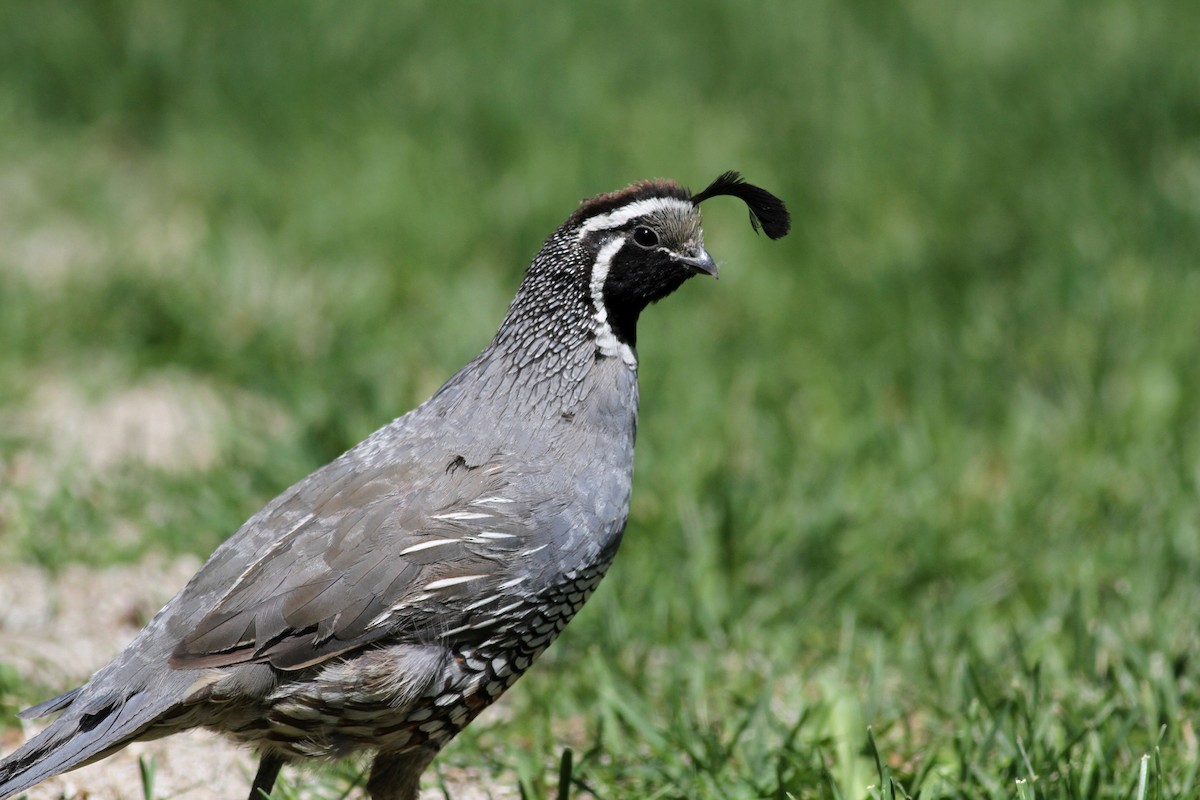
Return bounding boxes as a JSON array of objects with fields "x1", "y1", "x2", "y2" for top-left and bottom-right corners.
[{"x1": 691, "y1": 171, "x2": 791, "y2": 240}]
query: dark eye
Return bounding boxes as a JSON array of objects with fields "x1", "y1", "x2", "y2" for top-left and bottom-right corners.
[{"x1": 632, "y1": 226, "x2": 659, "y2": 248}]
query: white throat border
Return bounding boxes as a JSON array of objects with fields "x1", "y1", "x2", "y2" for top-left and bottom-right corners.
[{"x1": 589, "y1": 237, "x2": 638, "y2": 368}]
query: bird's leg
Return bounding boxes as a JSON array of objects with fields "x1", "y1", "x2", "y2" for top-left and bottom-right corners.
[
  {"x1": 247, "y1": 752, "x2": 284, "y2": 800},
  {"x1": 366, "y1": 748, "x2": 438, "y2": 800}
]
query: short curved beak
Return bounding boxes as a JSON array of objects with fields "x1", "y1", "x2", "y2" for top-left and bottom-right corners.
[{"x1": 678, "y1": 247, "x2": 718, "y2": 278}]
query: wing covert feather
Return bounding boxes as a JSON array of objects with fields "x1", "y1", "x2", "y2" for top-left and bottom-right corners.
[{"x1": 170, "y1": 454, "x2": 533, "y2": 671}]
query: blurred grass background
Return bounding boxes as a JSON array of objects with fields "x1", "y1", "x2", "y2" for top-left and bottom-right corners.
[{"x1": 2, "y1": 1, "x2": 1200, "y2": 797}]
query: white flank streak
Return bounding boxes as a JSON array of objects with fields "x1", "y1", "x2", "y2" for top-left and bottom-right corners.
[
  {"x1": 589, "y1": 238, "x2": 638, "y2": 367},
  {"x1": 464, "y1": 594, "x2": 501, "y2": 611},
  {"x1": 578, "y1": 197, "x2": 693, "y2": 236},
  {"x1": 498, "y1": 576, "x2": 527, "y2": 589},
  {"x1": 431, "y1": 511, "x2": 492, "y2": 521},
  {"x1": 492, "y1": 601, "x2": 524, "y2": 616},
  {"x1": 474, "y1": 496, "x2": 513, "y2": 505},
  {"x1": 398, "y1": 538, "x2": 460, "y2": 556},
  {"x1": 521, "y1": 544, "x2": 549, "y2": 556},
  {"x1": 467, "y1": 617, "x2": 501, "y2": 631},
  {"x1": 366, "y1": 610, "x2": 394, "y2": 630},
  {"x1": 477, "y1": 531, "x2": 517, "y2": 539},
  {"x1": 424, "y1": 574, "x2": 488, "y2": 591}
]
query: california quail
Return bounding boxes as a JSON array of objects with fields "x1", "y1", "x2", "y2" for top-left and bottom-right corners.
[{"x1": 0, "y1": 172, "x2": 789, "y2": 800}]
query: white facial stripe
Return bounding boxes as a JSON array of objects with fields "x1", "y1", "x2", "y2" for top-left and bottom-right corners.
[
  {"x1": 589, "y1": 237, "x2": 637, "y2": 367},
  {"x1": 577, "y1": 197, "x2": 695, "y2": 238}
]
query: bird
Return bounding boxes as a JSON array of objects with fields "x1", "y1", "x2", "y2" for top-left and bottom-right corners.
[{"x1": 0, "y1": 171, "x2": 789, "y2": 800}]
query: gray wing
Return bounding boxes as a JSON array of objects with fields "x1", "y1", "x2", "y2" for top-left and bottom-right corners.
[{"x1": 169, "y1": 452, "x2": 544, "y2": 671}]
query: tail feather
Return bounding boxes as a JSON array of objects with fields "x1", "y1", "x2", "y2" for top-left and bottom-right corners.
[
  {"x1": 17, "y1": 687, "x2": 83, "y2": 721},
  {"x1": 0, "y1": 688, "x2": 172, "y2": 800}
]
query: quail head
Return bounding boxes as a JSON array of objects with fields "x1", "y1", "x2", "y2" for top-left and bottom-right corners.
[{"x1": 0, "y1": 172, "x2": 790, "y2": 800}]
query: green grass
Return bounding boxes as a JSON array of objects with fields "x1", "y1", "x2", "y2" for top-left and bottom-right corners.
[{"x1": 2, "y1": 1, "x2": 1200, "y2": 797}]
